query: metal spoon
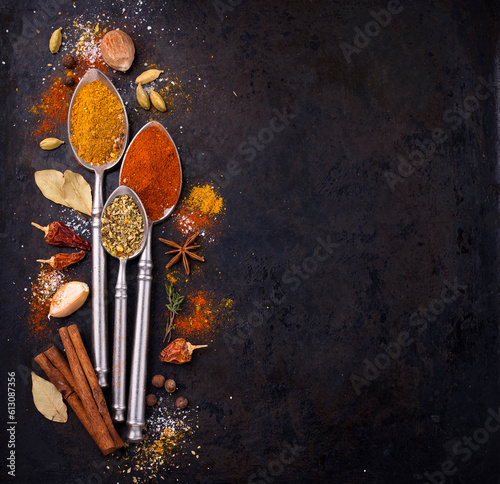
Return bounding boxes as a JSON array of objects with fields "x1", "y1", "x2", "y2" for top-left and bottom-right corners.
[
  {"x1": 68, "y1": 68, "x2": 129, "y2": 388},
  {"x1": 101, "y1": 186, "x2": 148, "y2": 423},
  {"x1": 118, "y1": 121, "x2": 182, "y2": 442}
]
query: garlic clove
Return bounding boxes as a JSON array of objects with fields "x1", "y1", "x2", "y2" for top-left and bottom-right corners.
[{"x1": 49, "y1": 281, "x2": 89, "y2": 318}]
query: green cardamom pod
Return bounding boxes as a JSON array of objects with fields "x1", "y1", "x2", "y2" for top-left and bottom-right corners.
[
  {"x1": 40, "y1": 138, "x2": 65, "y2": 150},
  {"x1": 150, "y1": 90, "x2": 167, "y2": 112},
  {"x1": 135, "y1": 69, "x2": 164, "y2": 85},
  {"x1": 136, "y1": 83, "x2": 150, "y2": 110},
  {"x1": 49, "y1": 27, "x2": 63, "y2": 54}
]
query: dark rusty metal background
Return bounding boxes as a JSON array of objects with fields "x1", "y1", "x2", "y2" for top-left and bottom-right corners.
[{"x1": 1, "y1": 0, "x2": 500, "y2": 483}]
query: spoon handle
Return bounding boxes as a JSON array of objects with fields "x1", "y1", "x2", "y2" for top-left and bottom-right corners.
[
  {"x1": 126, "y1": 224, "x2": 153, "y2": 442},
  {"x1": 112, "y1": 258, "x2": 128, "y2": 422},
  {"x1": 91, "y1": 171, "x2": 109, "y2": 388}
]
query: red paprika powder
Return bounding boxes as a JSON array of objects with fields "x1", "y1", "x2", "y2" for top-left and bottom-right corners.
[{"x1": 120, "y1": 124, "x2": 181, "y2": 221}]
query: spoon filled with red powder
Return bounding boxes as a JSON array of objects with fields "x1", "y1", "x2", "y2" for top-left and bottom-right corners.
[{"x1": 119, "y1": 121, "x2": 182, "y2": 442}]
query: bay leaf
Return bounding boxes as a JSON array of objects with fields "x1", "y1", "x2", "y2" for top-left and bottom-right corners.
[
  {"x1": 31, "y1": 372, "x2": 68, "y2": 423},
  {"x1": 35, "y1": 169, "x2": 93, "y2": 215},
  {"x1": 62, "y1": 170, "x2": 92, "y2": 216},
  {"x1": 34, "y1": 170, "x2": 70, "y2": 208}
]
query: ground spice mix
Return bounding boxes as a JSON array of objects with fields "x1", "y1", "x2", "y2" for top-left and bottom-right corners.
[
  {"x1": 120, "y1": 124, "x2": 182, "y2": 221},
  {"x1": 70, "y1": 80, "x2": 125, "y2": 165}
]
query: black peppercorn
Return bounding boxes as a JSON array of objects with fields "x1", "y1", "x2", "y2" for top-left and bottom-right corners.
[
  {"x1": 175, "y1": 396, "x2": 188, "y2": 409},
  {"x1": 152, "y1": 374, "x2": 166, "y2": 388},
  {"x1": 164, "y1": 379, "x2": 176, "y2": 393},
  {"x1": 63, "y1": 76, "x2": 75, "y2": 87},
  {"x1": 146, "y1": 394, "x2": 157, "y2": 407},
  {"x1": 62, "y1": 54, "x2": 76, "y2": 69}
]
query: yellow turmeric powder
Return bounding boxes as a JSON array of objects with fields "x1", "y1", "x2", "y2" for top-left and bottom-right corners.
[
  {"x1": 185, "y1": 184, "x2": 223, "y2": 214},
  {"x1": 70, "y1": 80, "x2": 125, "y2": 166}
]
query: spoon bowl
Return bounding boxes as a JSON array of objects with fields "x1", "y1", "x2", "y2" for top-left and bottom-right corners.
[
  {"x1": 68, "y1": 68, "x2": 129, "y2": 388},
  {"x1": 119, "y1": 121, "x2": 182, "y2": 223},
  {"x1": 101, "y1": 186, "x2": 148, "y2": 260},
  {"x1": 68, "y1": 68, "x2": 129, "y2": 175}
]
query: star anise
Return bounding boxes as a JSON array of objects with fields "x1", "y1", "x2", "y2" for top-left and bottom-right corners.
[{"x1": 159, "y1": 231, "x2": 205, "y2": 275}]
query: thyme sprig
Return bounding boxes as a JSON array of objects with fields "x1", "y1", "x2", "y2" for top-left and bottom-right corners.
[{"x1": 164, "y1": 283, "x2": 184, "y2": 342}]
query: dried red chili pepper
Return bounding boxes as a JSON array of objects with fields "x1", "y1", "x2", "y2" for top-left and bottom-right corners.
[
  {"x1": 31, "y1": 221, "x2": 91, "y2": 250},
  {"x1": 36, "y1": 250, "x2": 86, "y2": 270},
  {"x1": 159, "y1": 338, "x2": 207, "y2": 364}
]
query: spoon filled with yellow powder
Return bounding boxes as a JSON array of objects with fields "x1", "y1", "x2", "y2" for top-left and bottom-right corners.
[{"x1": 68, "y1": 68, "x2": 129, "y2": 388}]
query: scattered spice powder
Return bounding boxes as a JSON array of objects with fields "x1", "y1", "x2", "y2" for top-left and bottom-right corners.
[
  {"x1": 149, "y1": 69, "x2": 193, "y2": 117},
  {"x1": 171, "y1": 205, "x2": 218, "y2": 236},
  {"x1": 186, "y1": 184, "x2": 224, "y2": 214},
  {"x1": 118, "y1": 404, "x2": 197, "y2": 481},
  {"x1": 72, "y1": 22, "x2": 110, "y2": 79},
  {"x1": 173, "y1": 290, "x2": 233, "y2": 338},
  {"x1": 26, "y1": 267, "x2": 68, "y2": 340},
  {"x1": 171, "y1": 184, "x2": 224, "y2": 236},
  {"x1": 30, "y1": 79, "x2": 72, "y2": 139}
]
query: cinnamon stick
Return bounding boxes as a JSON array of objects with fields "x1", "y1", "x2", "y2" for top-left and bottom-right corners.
[
  {"x1": 34, "y1": 352, "x2": 75, "y2": 400},
  {"x1": 44, "y1": 345, "x2": 76, "y2": 389},
  {"x1": 59, "y1": 327, "x2": 116, "y2": 452},
  {"x1": 34, "y1": 352, "x2": 115, "y2": 455},
  {"x1": 67, "y1": 324, "x2": 124, "y2": 449}
]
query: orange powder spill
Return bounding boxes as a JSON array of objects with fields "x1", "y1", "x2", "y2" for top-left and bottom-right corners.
[
  {"x1": 27, "y1": 267, "x2": 68, "y2": 341},
  {"x1": 171, "y1": 205, "x2": 219, "y2": 235},
  {"x1": 171, "y1": 185, "x2": 225, "y2": 236},
  {"x1": 30, "y1": 79, "x2": 73, "y2": 138},
  {"x1": 173, "y1": 290, "x2": 233, "y2": 338}
]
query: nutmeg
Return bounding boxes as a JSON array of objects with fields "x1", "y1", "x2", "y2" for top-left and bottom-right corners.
[{"x1": 100, "y1": 30, "x2": 135, "y2": 72}]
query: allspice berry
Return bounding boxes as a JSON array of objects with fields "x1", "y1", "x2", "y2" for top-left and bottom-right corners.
[
  {"x1": 152, "y1": 374, "x2": 166, "y2": 388},
  {"x1": 175, "y1": 396, "x2": 188, "y2": 409},
  {"x1": 164, "y1": 379, "x2": 176, "y2": 393},
  {"x1": 146, "y1": 394, "x2": 157, "y2": 407},
  {"x1": 63, "y1": 76, "x2": 75, "y2": 87},
  {"x1": 62, "y1": 54, "x2": 76, "y2": 69}
]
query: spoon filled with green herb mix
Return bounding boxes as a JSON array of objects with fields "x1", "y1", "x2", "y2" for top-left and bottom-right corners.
[{"x1": 101, "y1": 186, "x2": 148, "y2": 423}]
